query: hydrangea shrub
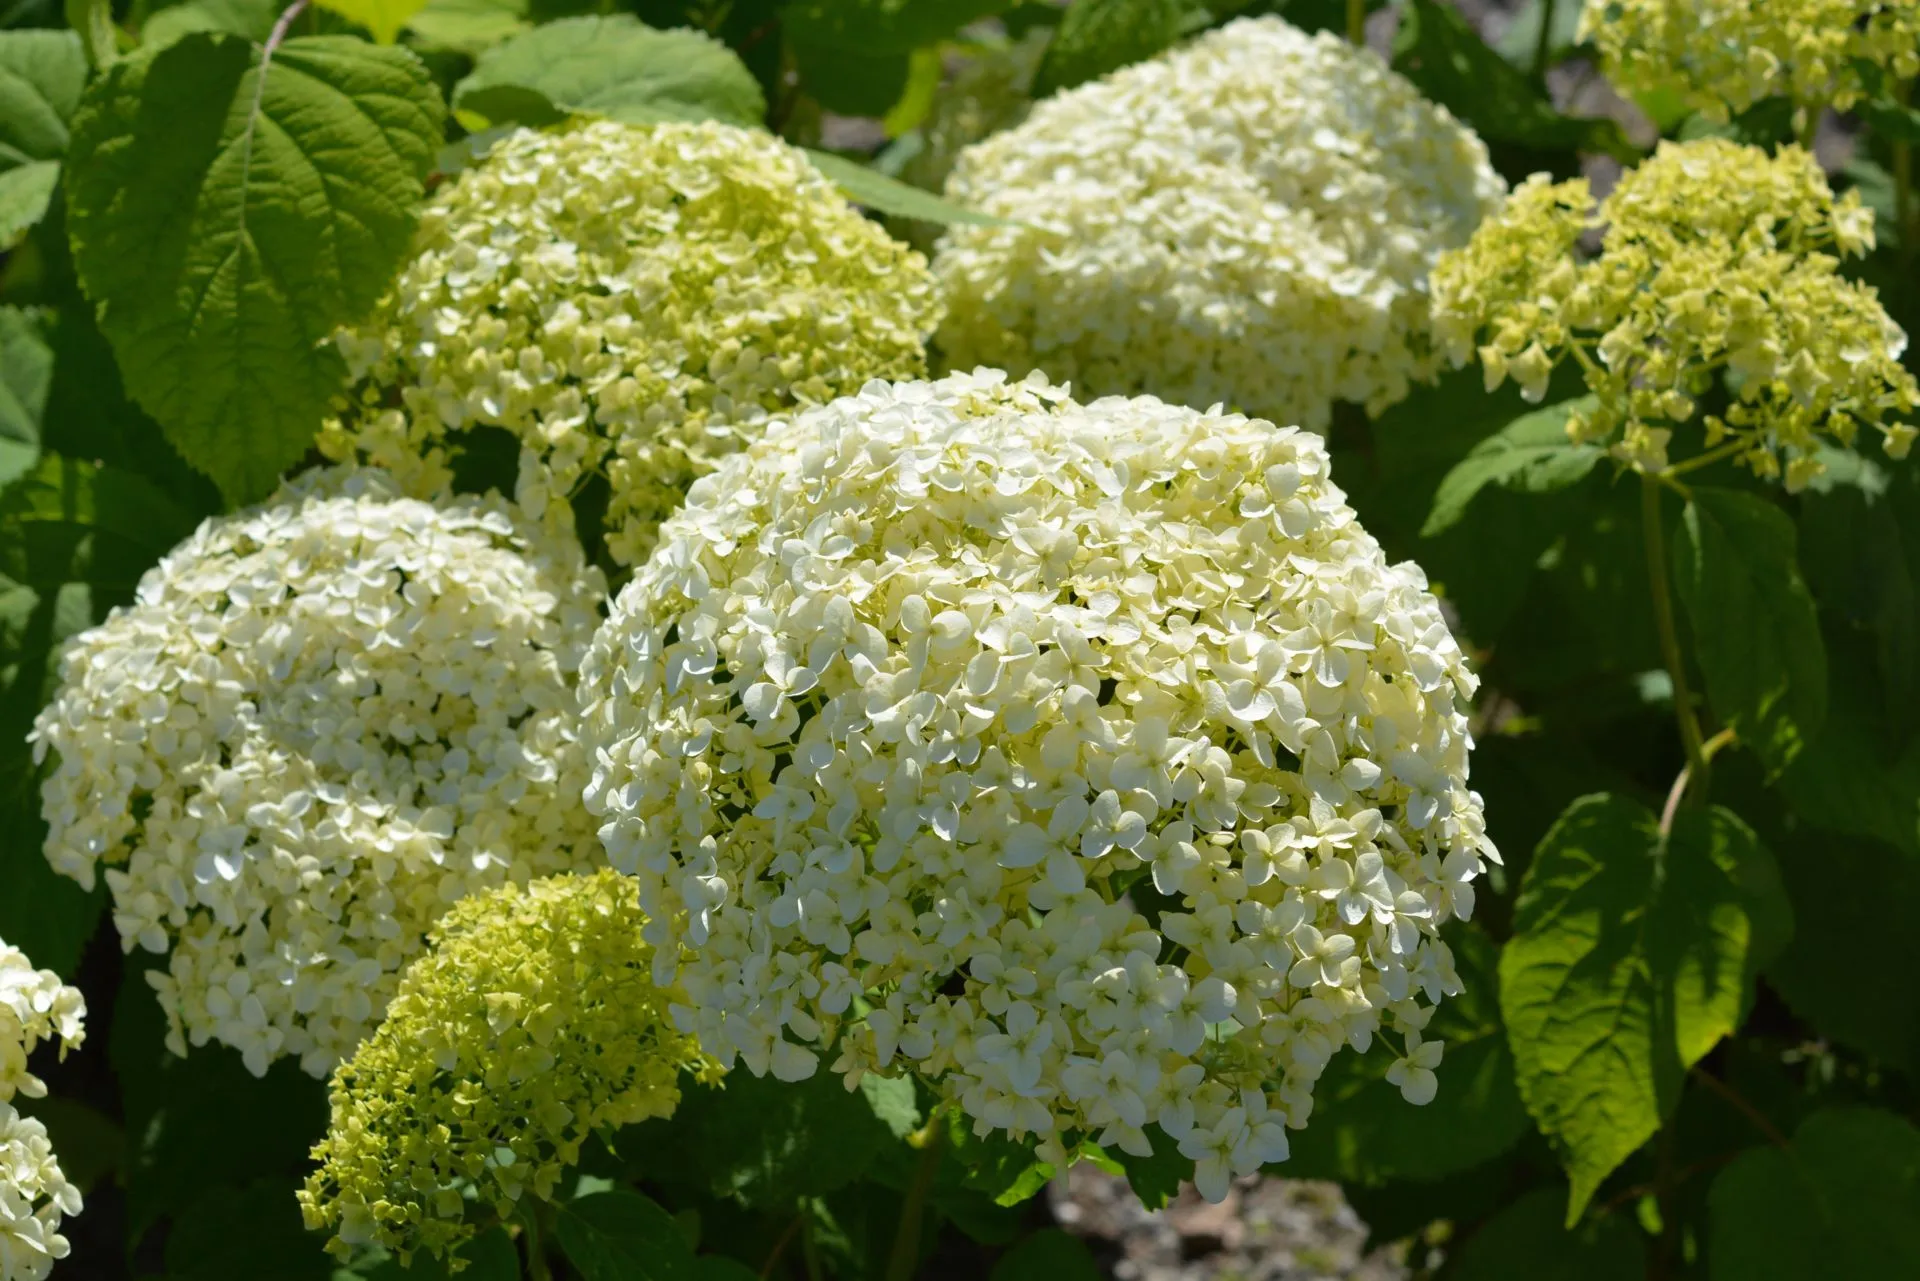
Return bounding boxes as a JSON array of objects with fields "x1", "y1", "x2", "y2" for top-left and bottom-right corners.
[
  {"x1": 300, "y1": 869, "x2": 715, "y2": 1262},
  {"x1": 321, "y1": 120, "x2": 944, "y2": 566},
  {"x1": 579, "y1": 371, "x2": 1496, "y2": 1200},
  {"x1": 932, "y1": 16, "x2": 1504, "y2": 428},
  {"x1": 0, "y1": 941, "x2": 85, "y2": 1281},
  {"x1": 1431, "y1": 138, "x2": 1918, "y2": 488},
  {"x1": 32, "y1": 470, "x2": 604, "y2": 1077}
]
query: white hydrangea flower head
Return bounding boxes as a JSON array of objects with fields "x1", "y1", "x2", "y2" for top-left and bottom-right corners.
[
  {"x1": 0, "y1": 939, "x2": 84, "y2": 1281},
  {"x1": 321, "y1": 119, "x2": 943, "y2": 566},
  {"x1": 32, "y1": 469, "x2": 605, "y2": 1079},
  {"x1": 580, "y1": 371, "x2": 1497, "y2": 1202},
  {"x1": 931, "y1": 16, "x2": 1505, "y2": 429}
]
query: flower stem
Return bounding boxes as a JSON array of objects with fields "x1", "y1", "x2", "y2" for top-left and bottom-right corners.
[
  {"x1": 519, "y1": 1201, "x2": 554, "y2": 1281},
  {"x1": 1896, "y1": 81, "x2": 1916, "y2": 269},
  {"x1": 1346, "y1": 0, "x2": 1366, "y2": 47},
  {"x1": 883, "y1": 1115, "x2": 947, "y2": 1281},
  {"x1": 1641, "y1": 475, "x2": 1710, "y2": 805},
  {"x1": 1532, "y1": 0, "x2": 1557, "y2": 82}
]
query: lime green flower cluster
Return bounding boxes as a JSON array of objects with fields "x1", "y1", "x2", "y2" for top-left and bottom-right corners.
[
  {"x1": 1582, "y1": 0, "x2": 1920, "y2": 120},
  {"x1": 299, "y1": 869, "x2": 716, "y2": 1264},
  {"x1": 321, "y1": 119, "x2": 942, "y2": 566},
  {"x1": 1431, "y1": 138, "x2": 1917, "y2": 489}
]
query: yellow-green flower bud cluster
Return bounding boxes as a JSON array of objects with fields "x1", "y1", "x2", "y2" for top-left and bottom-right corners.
[
  {"x1": 931, "y1": 16, "x2": 1504, "y2": 429},
  {"x1": 32, "y1": 469, "x2": 604, "y2": 1079},
  {"x1": 1, "y1": 939, "x2": 85, "y2": 1281},
  {"x1": 300, "y1": 869, "x2": 715, "y2": 1263},
  {"x1": 1583, "y1": 0, "x2": 1920, "y2": 120},
  {"x1": 1431, "y1": 139, "x2": 1918, "y2": 488},
  {"x1": 580, "y1": 369, "x2": 1496, "y2": 1204},
  {"x1": 322, "y1": 119, "x2": 943, "y2": 566}
]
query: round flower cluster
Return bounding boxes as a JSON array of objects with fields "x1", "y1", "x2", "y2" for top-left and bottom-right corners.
[
  {"x1": 32, "y1": 469, "x2": 604, "y2": 1079},
  {"x1": 301, "y1": 869, "x2": 715, "y2": 1263},
  {"x1": 321, "y1": 119, "x2": 943, "y2": 566},
  {"x1": 1, "y1": 939, "x2": 85, "y2": 1281},
  {"x1": 580, "y1": 370, "x2": 1496, "y2": 1201},
  {"x1": 1430, "y1": 138, "x2": 1917, "y2": 488},
  {"x1": 931, "y1": 16, "x2": 1504, "y2": 429},
  {"x1": 1583, "y1": 0, "x2": 1920, "y2": 121}
]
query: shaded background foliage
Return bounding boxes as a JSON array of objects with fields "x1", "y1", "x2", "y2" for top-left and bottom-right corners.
[{"x1": 1, "y1": 0, "x2": 1917, "y2": 1278}]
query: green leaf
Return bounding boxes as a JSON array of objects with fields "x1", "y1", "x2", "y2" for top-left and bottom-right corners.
[
  {"x1": 783, "y1": 0, "x2": 1014, "y2": 53},
  {"x1": 0, "y1": 307, "x2": 51, "y2": 488},
  {"x1": 1709, "y1": 1109, "x2": 1920, "y2": 1279},
  {"x1": 789, "y1": 40, "x2": 909, "y2": 118},
  {"x1": 140, "y1": 0, "x2": 282, "y2": 49},
  {"x1": 1449, "y1": 1188, "x2": 1642, "y2": 1280},
  {"x1": 13, "y1": 1097, "x2": 122, "y2": 1194},
  {"x1": 946, "y1": 1114, "x2": 1054, "y2": 1207},
  {"x1": 1499, "y1": 795, "x2": 1789, "y2": 1222},
  {"x1": 315, "y1": 0, "x2": 431, "y2": 44},
  {"x1": 164, "y1": 1177, "x2": 334, "y2": 1280},
  {"x1": 1672, "y1": 488, "x2": 1827, "y2": 774},
  {"x1": 989, "y1": 1229, "x2": 1102, "y2": 1281},
  {"x1": 403, "y1": 0, "x2": 527, "y2": 53},
  {"x1": 1032, "y1": 0, "x2": 1187, "y2": 97},
  {"x1": 1284, "y1": 928, "x2": 1530, "y2": 1185},
  {"x1": 0, "y1": 159, "x2": 59, "y2": 249},
  {"x1": 1779, "y1": 630, "x2": 1920, "y2": 856},
  {"x1": 0, "y1": 29, "x2": 87, "y2": 162},
  {"x1": 859, "y1": 1073, "x2": 921, "y2": 1141},
  {"x1": 618, "y1": 1069, "x2": 906, "y2": 1210},
  {"x1": 1767, "y1": 829, "x2": 1920, "y2": 1067},
  {"x1": 64, "y1": 0, "x2": 118, "y2": 69},
  {"x1": 0, "y1": 28, "x2": 87, "y2": 244},
  {"x1": 1393, "y1": 0, "x2": 1632, "y2": 162},
  {"x1": 1798, "y1": 483, "x2": 1918, "y2": 744},
  {"x1": 1422, "y1": 396, "x2": 1602, "y2": 536},
  {"x1": 801, "y1": 148, "x2": 1011, "y2": 225},
  {"x1": 452, "y1": 16, "x2": 765, "y2": 128},
  {"x1": 555, "y1": 1190, "x2": 698, "y2": 1281},
  {"x1": 65, "y1": 32, "x2": 446, "y2": 503},
  {"x1": 344, "y1": 1226, "x2": 521, "y2": 1279},
  {"x1": 1109, "y1": 1126, "x2": 1191, "y2": 1210}
]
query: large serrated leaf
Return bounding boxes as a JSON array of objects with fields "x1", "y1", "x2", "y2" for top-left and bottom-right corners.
[
  {"x1": 555, "y1": 1190, "x2": 697, "y2": 1281},
  {"x1": 453, "y1": 15, "x2": 765, "y2": 128},
  {"x1": 1422, "y1": 395, "x2": 1602, "y2": 536},
  {"x1": 1499, "y1": 795, "x2": 1789, "y2": 1222},
  {"x1": 0, "y1": 307, "x2": 50, "y2": 488},
  {"x1": 65, "y1": 32, "x2": 445, "y2": 503},
  {"x1": 0, "y1": 28, "x2": 87, "y2": 246},
  {"x1": 1672, "y1": 487, "x2": 1828, "y2": 774},
  {"x1": 1709, "y1": 1109, "x2": 1920, "y2": 1278}
]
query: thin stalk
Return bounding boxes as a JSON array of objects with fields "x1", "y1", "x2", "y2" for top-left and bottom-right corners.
[
  {"x1": 1659, "y1": 728, "x2": 1735, "y2": 835},
  {"x1": 883, "y1": 1119, "x2": 947, "y2": 1281},
  {"x1": 1346, "y1": 0, "x2": 1366, "y2": 47},
  {"x1": 1641, "y1": 476, "x2": 1711, "y2": 804},
  {"x1": 1532, "y1": 0, "x2": 1557, "y2": 82},
  {"x1": 1896, "y1": 80, "x2": 1916, "y2": 269},
  {"x1": 1691, "y1": 1067, "x2": 1789, "y2": 1148}
]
